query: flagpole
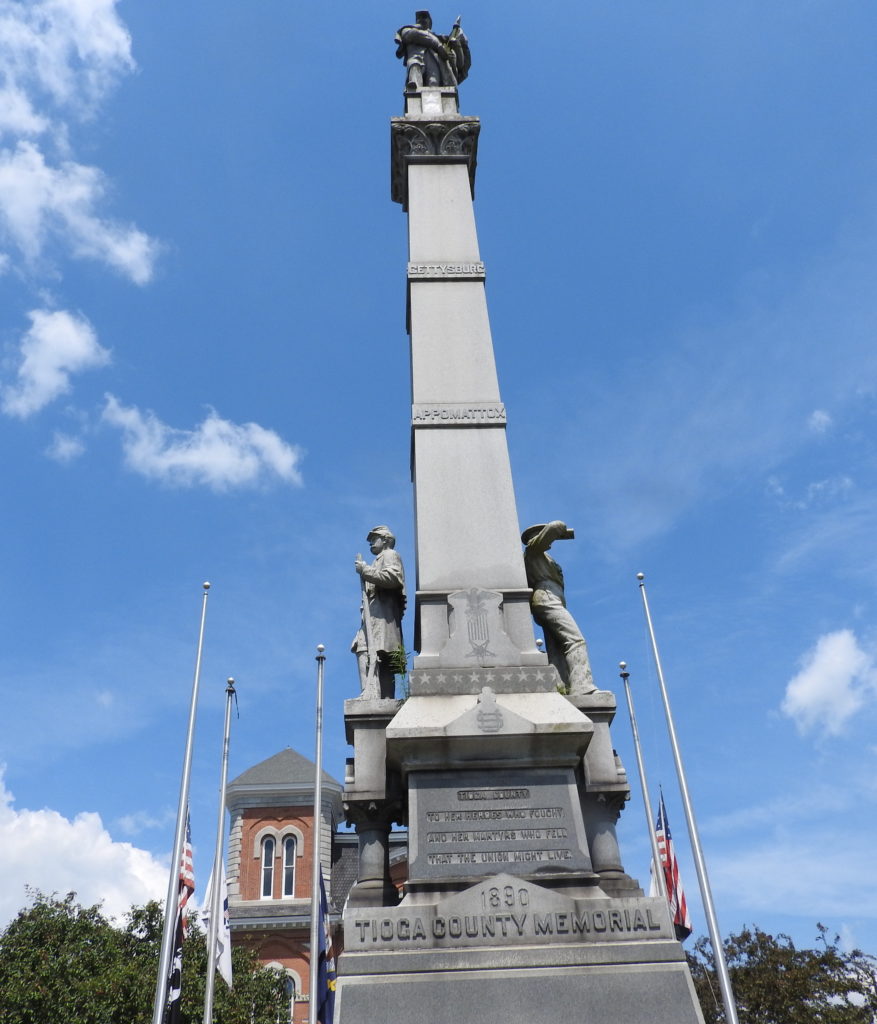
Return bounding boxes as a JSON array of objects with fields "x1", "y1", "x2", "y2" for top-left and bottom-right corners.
[
  {"x1": 203, "y1": 676, "x2": 236, "y2": 1024},
  {"x1": 309, "y1": 644, "x2": 326, "y2": 1024},
  {"x1": 618, "y1": 661, "x2": 666, "y2": 899},
  {"x1": 151, "y1": 582, "x2": 211, "y2": 1024},
  {"x1": 637, "y1": 573, "x2": 740, "y2": 1024}
]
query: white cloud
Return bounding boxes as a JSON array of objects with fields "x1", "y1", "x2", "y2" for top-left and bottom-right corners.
[
  {"x1": 0, "y1": 0, "x2": 158, "y2": 281},
  {"x1": 808, "y1": 409, "x2": 833, "y2": 434},
  {"x1": 0, "y1": 142, "x2": 158, "y2": 282},
  {"x1": 102, "y1": 394, "x2": 304, "y2": 491},
  {"x1": 767, "y1": 473, "x2": 854, "y2": 511},
  {"x1": 798, "y1": 475, "x2": 853, "y2": 508},
  {"x1": 45, "y1": 430, "x2": 86, "y2": 461},
  {"x1": 781, "y1": 629, "x2": 877, "y2": 736},
  {"x1": 0, "y1": 0, "x2": 134, "y2": 130},
  {"x1": 1, "y1": 308, "x2": 109, "y2": 417},
  {"x1": 115, "y1": 808, "x2": 174, "y2": 839},
  {"x1": 0, "y1": 767, "x2": 166, "y2": 928},
  {"x1": 0, "y1": 86, "x2": 48, "y2": 137}
]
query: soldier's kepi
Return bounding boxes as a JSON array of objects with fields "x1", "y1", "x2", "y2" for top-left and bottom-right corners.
[{"x1": 352, "y1": 526, "x2": 406, "y2": 700}]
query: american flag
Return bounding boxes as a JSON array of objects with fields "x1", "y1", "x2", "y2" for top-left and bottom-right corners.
[
  {"x1": 164, "y1": 812, "x2": 195, "y2": 1024},
  {"x1": 178, "y1": 815, "x2": 195, "y2": 935},
  {"x1": 654, "y1": 793, "x2": 692, "y2": 942}
]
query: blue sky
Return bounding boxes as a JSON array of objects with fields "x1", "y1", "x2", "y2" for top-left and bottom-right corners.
[{"x1": 2, "y1": 0, "x2": 877, "y2": 957}]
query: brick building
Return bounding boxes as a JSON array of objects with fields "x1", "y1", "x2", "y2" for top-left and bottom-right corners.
[{"x1": 224, "y1": 747, "x2": 406, "y2": 1023}]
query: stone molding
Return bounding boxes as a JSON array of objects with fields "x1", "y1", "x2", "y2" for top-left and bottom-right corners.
[
  {"x1": 250, "y1": 822, "x2": 305, "y2": 858},
  {"x1": 409, "y1": 665, "x2": 560, "y2": 696},
  {"x1": 391, "y1": 116, "x2": 480, "y2": 208}
]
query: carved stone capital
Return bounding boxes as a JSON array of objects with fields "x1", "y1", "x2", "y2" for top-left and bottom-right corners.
[
  {"x1": 391, "y1": 116, "x2": 481, "y2": 208},
  {"x1": 343, "y1": 798, "x2": 402, "y2": 830}
]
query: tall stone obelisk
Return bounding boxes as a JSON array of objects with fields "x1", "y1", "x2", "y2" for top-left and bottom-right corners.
[{"x1": 337, "y1": 15, "x2": 705, "y2": 1023}]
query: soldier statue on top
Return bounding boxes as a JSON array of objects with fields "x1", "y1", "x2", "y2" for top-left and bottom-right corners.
[{"x1": 395, "y1": 11, "x2": 471, "y2": 91}]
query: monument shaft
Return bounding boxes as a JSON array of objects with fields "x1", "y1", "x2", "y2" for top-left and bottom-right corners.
[{"x1": 396, "y1": 88, "x2": 542, "y2": 676}]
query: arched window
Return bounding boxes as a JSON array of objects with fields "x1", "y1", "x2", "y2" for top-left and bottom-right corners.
[
  {"x1": 265, "y1": 963, "x2": 300, "y2": 1024},
  {"x1": 261, "y1": 836, "x2": 275, "y2": 899},
  {"x1": 282, "y1": 835, "x2": 296, "y2": 897}
]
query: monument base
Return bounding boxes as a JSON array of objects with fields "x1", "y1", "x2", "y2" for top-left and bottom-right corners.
[
  {"x1": 337, "y1": 960, "x2": 704, "y2": 1024},
  {"x1": 337, "y1": 875, "x2": 705, "y2": 1023}
]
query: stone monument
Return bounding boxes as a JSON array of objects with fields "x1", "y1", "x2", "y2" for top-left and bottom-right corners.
[{"x1": 337, "y1": 14, "x2": 705, "y2": 1023}]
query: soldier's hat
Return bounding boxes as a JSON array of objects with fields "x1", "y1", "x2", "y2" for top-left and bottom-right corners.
[
  {"x1": 415, "y1": 10, "x2": 432, "y2": 26},
  {"x1": 367, "y1": 525, "x2": 396, "y2": 544},
  {"x1": 520, "y1": 524, "x2": 547, "y2": 545}
]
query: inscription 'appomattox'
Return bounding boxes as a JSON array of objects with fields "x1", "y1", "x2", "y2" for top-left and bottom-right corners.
[{"x1": 412, "y1": 403, "x2": 506, "y2": 426}]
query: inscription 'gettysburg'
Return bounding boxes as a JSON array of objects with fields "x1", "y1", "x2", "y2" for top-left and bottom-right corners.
[
  {"x1": 409, "y1": 769, "x2": 592, "y2": 880},
  {"x1": 408, "y1": 261, "x2": 486, "y2": 278}
]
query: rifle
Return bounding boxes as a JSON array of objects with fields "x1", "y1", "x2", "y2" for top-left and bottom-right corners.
[
  {"x1": 357, "y1": 554, "x2": 379, "y2": 694},
  {"x1": 442, "y1": 16, "x2": 462, "y2": 64}
]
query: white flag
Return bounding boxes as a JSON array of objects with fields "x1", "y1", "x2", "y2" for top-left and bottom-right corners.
[{"x1": 201, "y1": 859, "x2": 233, "y2": 988}]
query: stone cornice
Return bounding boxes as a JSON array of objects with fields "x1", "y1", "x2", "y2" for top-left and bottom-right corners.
[{"x1": 391, "y1": 116, "x2": 480, "y2": 209}]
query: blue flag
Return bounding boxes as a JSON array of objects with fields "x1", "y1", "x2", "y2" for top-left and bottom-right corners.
[{"x1": 316, "y1": 873, "x2": 336, "y2": 1024}]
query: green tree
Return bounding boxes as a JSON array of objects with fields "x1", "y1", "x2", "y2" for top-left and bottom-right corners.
[
  {"x1": 688, "y1": 924, "x2": 877, "y2": 1024},
  {"x1": 0, "y1": 891, "x2": 288, "y2": 1024}
]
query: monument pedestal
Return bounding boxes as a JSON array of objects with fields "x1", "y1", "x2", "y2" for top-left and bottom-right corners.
[{"x1": 338, "y1": 875, "x2": 703, "y2": 1024}]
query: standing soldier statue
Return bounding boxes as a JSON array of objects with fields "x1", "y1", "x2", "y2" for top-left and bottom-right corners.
[
  {"x1": 395, "y1": 11, "x2": 470, "y2": 91},
  {"x1": 522, "y1": 521, "x2": 596, "y2": 695},
  {"x1": 352, "y1": 526, "x2": 406, "y2": 700}
]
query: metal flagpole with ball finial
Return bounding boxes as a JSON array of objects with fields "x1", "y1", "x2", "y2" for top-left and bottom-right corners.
[
  {"x1": 618, "y1": 661, "x2": 666, "y2": 900},
  {"x1": 309, "y1": 644, "x2": 327, "y2": 1024},
  {"x1": 151, "y1": 582, "x2": 211, "y2": 1024},
  {"x1": 637, "y1": 572, "x2": 739, "y2": 1024}
]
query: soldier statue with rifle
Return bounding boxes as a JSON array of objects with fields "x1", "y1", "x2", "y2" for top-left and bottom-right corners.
[
  {"x1": 352, "y1": 525, "x2": 406, "y2": 700},
  {"x1": 395, "y1": 11, "x2": 471, "y2": 91}
]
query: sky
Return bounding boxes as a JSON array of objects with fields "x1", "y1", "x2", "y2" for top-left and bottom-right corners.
[{"x1": 1, "y1": 0, "x2": 876, "y2": 958}]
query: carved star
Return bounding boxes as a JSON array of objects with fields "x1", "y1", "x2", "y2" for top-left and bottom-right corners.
[
  {"x1": 453, "y1": 674, "x2": 464, "y2": 684},
  {"x1": 517, "y1": 669, "x2": 529, "y2": 682},
  {"x1": 409, "y1": 673, "x2": 418, "y2": 685},
  {"x1": 534, "y1": 670, "x2": 546, "y2": 682},
  {"x1": 469, "y1": 672, "x2": 481, "y2": 684},
  {"x1": 484, "y1": 672, "x2": 495, "y2": 683},
  {"x1": 436, "y1": 673, "x2": 447, "y2": 684},
  {"x1": 501, "y1": 672, "x2": 513, "y2": 682}
]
